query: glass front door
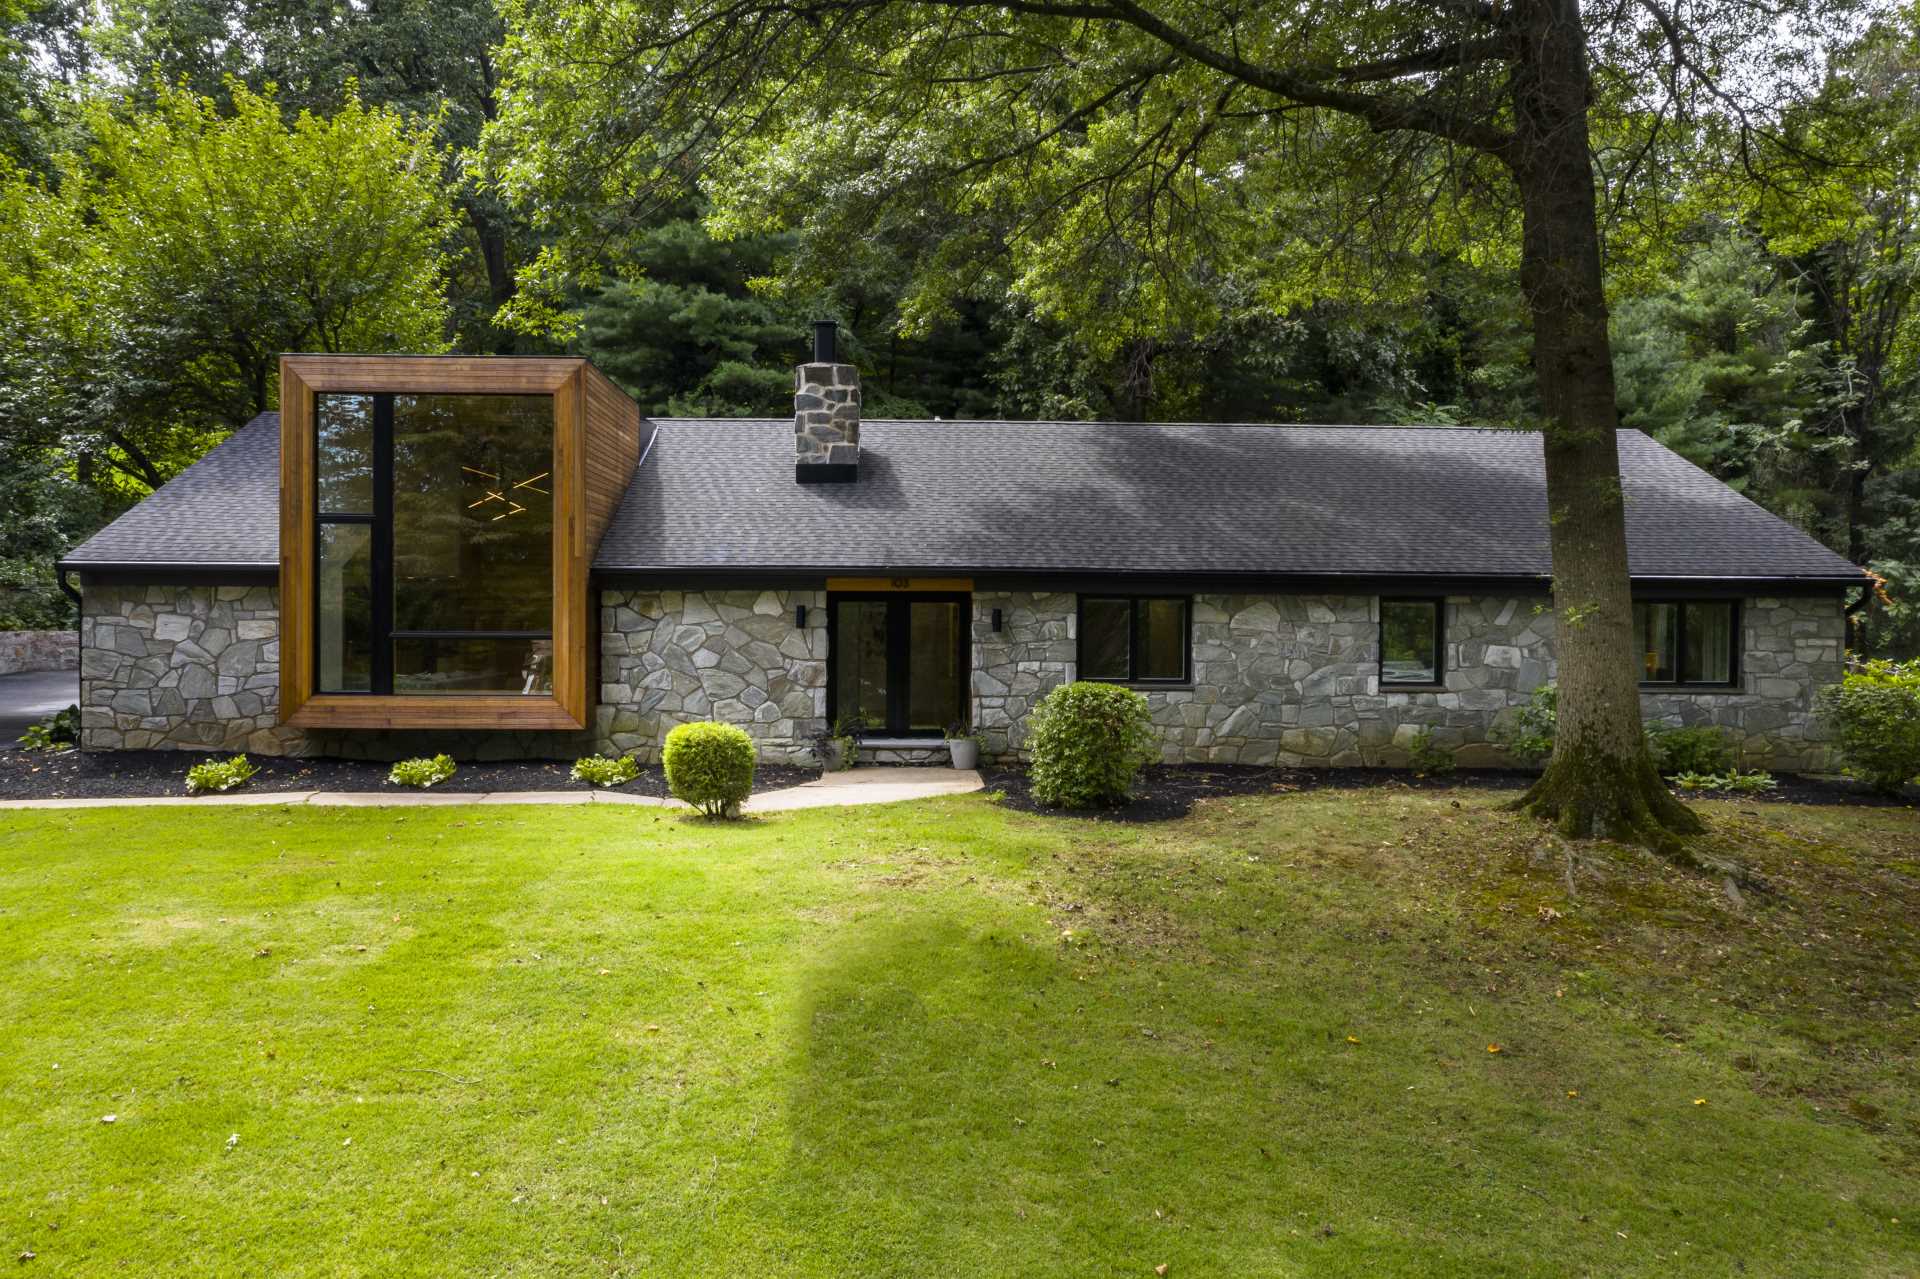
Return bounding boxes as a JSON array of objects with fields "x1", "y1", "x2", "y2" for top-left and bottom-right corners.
[{"x1": 830, "y1": 594, "x2": 969, "y2": 736}]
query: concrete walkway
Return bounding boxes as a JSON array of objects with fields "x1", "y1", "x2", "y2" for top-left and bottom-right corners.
[
  {"x1": 0, "y1": 669, "x2": 78, "y2": 747},
  {"x1": 0, "y1": 766, "x2": 985, "y2": 812}
]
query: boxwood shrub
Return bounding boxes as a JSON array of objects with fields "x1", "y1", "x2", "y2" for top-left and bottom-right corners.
[
  {"x1": 1027, "y1": 680, "x2": 1156, "y2": 809},
  {"x1": 1817, "y1": 660, "x2": 1920, "y2": 794},
  {"x1": 662, "y1": 721, "x2": 756, "y2": 817}
]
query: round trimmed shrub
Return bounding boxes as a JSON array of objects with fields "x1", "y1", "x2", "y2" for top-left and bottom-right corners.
[
  {"x1": 1027, "y1": 680, "x2": 1157, "y2": 809},
  {"x1": 662, "y1": 721, "x2": 757, "y2": 817}
]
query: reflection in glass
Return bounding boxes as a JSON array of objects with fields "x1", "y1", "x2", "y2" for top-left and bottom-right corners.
[
  {"x1": 391, "y1": 394, "x2": 552, "y2": 635},
  {"x1": 1137, "y1": 598, "x2": 1188, "y2": 680},
  {"x1": 316, "y1": 394, "x2": 374, "y2": 513},
  {"x1": 1080, "y1": 598, "x2": 1131, "y2": 680},
  {"x1": 1634, "y1": 602, "x2": 1677, "y2": 682},
  {"x1": 1682, "y1": 602, "x2": 1733, "y2": 683},
  {"x1": 835, "y1": 601, "x2": 888, "y2": 730},
  {"x1": 1380, "y1": 600, "x2": 1439, "y2": 684},
  {"x1": 317, "y1": 523, "x2": 373, "y2": 691},
  {"x1": 395, "y1": 636, "x2": 552, "y2": 695},
  {"x1": 908, "y1": 601, "x2": 963, "y2": 730}
]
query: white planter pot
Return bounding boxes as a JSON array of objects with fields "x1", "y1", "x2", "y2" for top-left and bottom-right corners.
[{"x1": 947, "y1": 739, "x2": 979, "y2": 770}]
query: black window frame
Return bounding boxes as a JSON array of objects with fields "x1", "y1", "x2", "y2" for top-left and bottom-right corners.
[
  {"x1": 311, "y1": 391, "x2": 554, "y2": 697},
  {"x1": 1378, "y1": 597, "x2": 1446, "y2": 688},
  {"x1": 1633, "y1": 598, "x2": 1741, "y2": 689},
  {"x1": 824, "y1": 592, "x2": 972, "y2": 737},
  {"x1": 1075, "y1": 595, "x2": 1192, "y2": 686}
]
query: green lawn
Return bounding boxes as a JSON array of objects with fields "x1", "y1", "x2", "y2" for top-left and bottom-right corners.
[{"x1": 1, "y1": 790, "x2": 1916, "y2": 1276}]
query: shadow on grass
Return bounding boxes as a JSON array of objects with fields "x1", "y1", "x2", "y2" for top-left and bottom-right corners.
[{"x1": 768, "y1": 912, "x2": 1390, "y2": 1273}]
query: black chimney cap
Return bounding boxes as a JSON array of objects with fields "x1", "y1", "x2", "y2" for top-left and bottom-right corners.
[{"x1": 811, "y1": 319, "x2": 838, "y2": 363}]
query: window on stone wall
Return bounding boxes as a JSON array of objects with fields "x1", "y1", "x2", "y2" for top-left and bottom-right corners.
[
  {"x1": 1379, "y1": 599, "x2": 1444, "y2": 686},
  {"x1": 1078, "y1": 596, "x2": 1190, "y2": 684},
  {"x1": 1634, "y1": 600, "x2": 1737, "y2": 686}
]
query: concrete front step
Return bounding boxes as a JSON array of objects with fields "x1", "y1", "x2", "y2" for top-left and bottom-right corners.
[{"x1": 855, "y1": 737, "x2": 957, "y2": 766}]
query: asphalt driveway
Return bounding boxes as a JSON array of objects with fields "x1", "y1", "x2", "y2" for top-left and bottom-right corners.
[{"x1": 0, "y1": 669, "x2": 78, "y2": 746}]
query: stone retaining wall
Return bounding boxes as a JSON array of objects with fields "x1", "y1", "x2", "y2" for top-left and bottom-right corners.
[{"x1": 0, "y1": 629, "x2": 78, "y2": 674}]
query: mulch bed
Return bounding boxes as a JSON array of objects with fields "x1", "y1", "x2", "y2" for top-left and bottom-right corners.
[
  {"x1": 982, "y1": 763, "x2": 1914, "y2": 824},
  {"x1": 0, "y1": 748, "x2": 817, "y2": 802}
]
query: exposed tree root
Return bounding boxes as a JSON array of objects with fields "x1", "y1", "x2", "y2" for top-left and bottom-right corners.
[{"x1": 1508, "y1": 750, "x2": 1765, "y2": 891}]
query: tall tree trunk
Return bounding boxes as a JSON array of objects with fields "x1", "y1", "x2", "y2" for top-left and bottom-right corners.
[
  {"x1": 1507, "y1": 0, "x2": 1701, "y2": 847},
  {"x1": 463, "y1": 200, "x2": 519, "y2": 354}
]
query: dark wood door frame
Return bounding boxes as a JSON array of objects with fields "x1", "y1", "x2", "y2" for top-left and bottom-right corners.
[{"x1": 826, "y1": 592, "x2": 970, "y2": 736}]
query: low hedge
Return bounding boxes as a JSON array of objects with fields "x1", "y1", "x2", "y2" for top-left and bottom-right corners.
[
  {"x1": 1817, "y1": 661, "x2": 1920, "y2": 795},
  {"x1": 662, "y1": 721, "x2": 756, "y2": 817}
]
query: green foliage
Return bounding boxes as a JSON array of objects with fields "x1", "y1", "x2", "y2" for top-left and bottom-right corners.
[
  {"x1": 1500, "y1": 688, "x2": 1743, "y2": 777},
  {"x1": 97, "y1": 0, "x2": 527, "y2": 350},
  {"x1": 1672, "y1": 770, "x2": 1778, "y2": 795},
  {"x1": 1645, "y1": 724, "x2": 1737, "y2": 777},
  {"x1": 184, "y1": 753, "x2": 257, "y2": 794},
  {"x1": 1817, "y1": 661, "x2": 1920, "y2": 794},
  {"x1": 1609, "y1": 230, "x2": 1826, "y2": 500},
  {"x1": 387, "y1": 754, "x2": 457, "y2": 789},
  {"x1": 1493, "y1": 684, "x2": 1559, "y2": 766},
  {"x1": 0, "y1": 81, "x2": 456, "y2": 498},
  {"x1": 1404, "y1": 729, "x2": 1456, "y2": 777},
  {"x1": 661, "y1": 721, "x2": 756, "y2": 817},
  {"x1": 0, "y1": 450, "x2": 98, "y2": 627},
  {"x1": 17, "y1": 703, "x2": 76, "y2": 751},
  {"x1": 1027, "y1": 681, "x2": 1156, "y2": 809},
  {"x1": 570, "y1": 754, "x2": 639, "y2": 788}
]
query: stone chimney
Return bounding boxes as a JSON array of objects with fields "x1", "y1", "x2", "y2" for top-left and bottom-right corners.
[{"x1": 794, "y1": 320, "x2": 859, "y2": 483}]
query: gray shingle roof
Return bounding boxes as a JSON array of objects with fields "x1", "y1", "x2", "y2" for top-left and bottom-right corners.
[
  {"x1": 62, "y1": 412, "x2": 1864, "y2": 586},
  {"x1": 593, "y1": 419, "x2": 1864, "y2": 583},
  {"x1": 61, "y1": 413, "x2": 282, "y2": 571}
]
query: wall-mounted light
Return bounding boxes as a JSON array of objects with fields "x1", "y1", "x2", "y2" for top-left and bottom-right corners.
[
  {"x1": 795, "y1": 604, "x2": 808, "y2": 628},
  {"x1": 991, "y1": 608, "x2": 1003, "y2": 632}
]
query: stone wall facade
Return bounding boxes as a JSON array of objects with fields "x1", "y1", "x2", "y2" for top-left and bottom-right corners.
[
  {"x1": 0, "y1": 628, "x2": 78, "y2": 674},
  {"x1": 973, "y1": 591, "x2": 1844, "y2": 771},
  {"x1": 599, "y1": 588, "x2": 827, "y2": 764},
  {"x1": 80, "y1": 584, "x2": 293, "y2": 753},
  {"x1": 971, "y1": 592, "x2": 1077, "y2": 758},
  {"x1": 1639, "y1": 596, "x2": 1845, "y2": 771},
  {"x1": 77, "y1": 581, "x2": 1845, "y2": 771},
  {"x1": 78, "y1": 585, "x2": 598, "y2": 760}
]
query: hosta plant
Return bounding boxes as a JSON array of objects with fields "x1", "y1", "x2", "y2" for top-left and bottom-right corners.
[
  {"x1": 186, "y1": 755, "x2": 259, "y2": 795},
  {"x1": 571, "y1": 754, "x2": 640, "y2": 787},
  {"x1": 388, "y1": 755, "x2": 457, "y2": 788}
]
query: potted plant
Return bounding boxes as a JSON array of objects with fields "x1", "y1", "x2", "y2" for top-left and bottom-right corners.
[
  {"x1": 945, "y1": 722, "x2": 981, "y2": 770},
  {"x1": 812, "y1": 715, "x2": 862, "y2": 772}
]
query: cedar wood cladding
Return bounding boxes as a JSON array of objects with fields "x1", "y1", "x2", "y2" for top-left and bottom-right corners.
[{"x1": 273, "y1": 355, "x2": 639, "y2": 732}]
